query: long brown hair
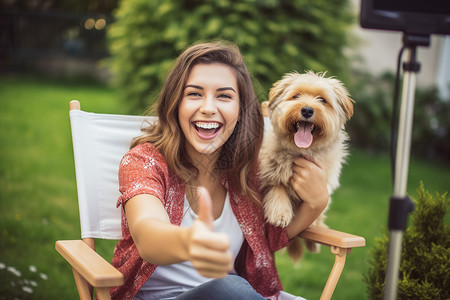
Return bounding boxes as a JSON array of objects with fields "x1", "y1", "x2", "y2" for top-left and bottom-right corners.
[{"x1": 132, "y1": 41, "x2": 264, "y2": 203}]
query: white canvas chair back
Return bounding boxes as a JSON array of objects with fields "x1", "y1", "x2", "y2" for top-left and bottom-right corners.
[{"x1": 69, "y1": 101, "x2": 156, "y2": 240}]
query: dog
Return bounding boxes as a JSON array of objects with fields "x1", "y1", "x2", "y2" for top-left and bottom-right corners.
[{"x1": 259, "y1": 71, "x2": 354, "y2": 261}]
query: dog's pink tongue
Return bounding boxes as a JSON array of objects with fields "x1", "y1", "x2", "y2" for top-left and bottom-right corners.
[{"x1": 294, "y1": 122, "x2": 313, "y2": 148}]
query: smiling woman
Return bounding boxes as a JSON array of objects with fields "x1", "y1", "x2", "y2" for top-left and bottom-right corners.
[
  {"x1": 178, "y1": 63, "x2": 240, "y2": 155},
  {"x1": 109, "y1": 40, "x2": 331, "y2": 300},
  {"x1": 107, "y1": 41, "x2": 330, "y2": 300},
  {"x1": 129, "y1": 41, "x2": 265, "y2": 205},
  {"x1": 110, "y1": 41, "x2": 272, "y2": 300}
]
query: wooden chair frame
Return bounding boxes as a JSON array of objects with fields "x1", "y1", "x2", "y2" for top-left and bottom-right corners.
[{"x1": 56, "y1": 100, "x2": 365, "y2": 300}]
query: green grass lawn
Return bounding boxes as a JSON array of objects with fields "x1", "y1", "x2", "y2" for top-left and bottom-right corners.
[{"x1": 0, "y1": 75, "x2": 448, "y2": 299}]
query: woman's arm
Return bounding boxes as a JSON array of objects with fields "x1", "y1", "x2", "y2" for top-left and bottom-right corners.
[
  {"x1": 285, "y1": 157, "x2": 329, "y2": 239},
  {"x1": 124, "y1": 191, "x2": 233, "y2": 278}
]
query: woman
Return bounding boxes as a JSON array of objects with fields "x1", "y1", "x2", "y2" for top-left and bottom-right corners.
[{"x1": 111, "y1": 41, "x2": 328, "y2": 300}]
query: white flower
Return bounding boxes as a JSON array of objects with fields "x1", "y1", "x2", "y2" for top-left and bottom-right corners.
[
  {"x1": 29, "y1": 265, "x2": 37, "y2": 272},
  {"x1": 22, "y1": 286, "x2": 33, "y2": 293},
  {"x1": 0, "y1": 262, "x2": 6, "y2": 269},
  {"x1": 7, "y1": 266, "x2": 21, "y2": 277},
  {"x1": 39, "y1": 273, "x2": 48, "y2": 280},
  {"x1": 30, "y1": 280, "x2": 38, "y2": 287}
]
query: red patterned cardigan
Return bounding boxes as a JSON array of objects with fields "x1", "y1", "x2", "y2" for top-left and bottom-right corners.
[{"x1": 111, "y1": 143, "x2": 291, "y2": 300}]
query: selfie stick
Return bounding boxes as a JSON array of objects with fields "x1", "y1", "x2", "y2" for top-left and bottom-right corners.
[{"x1": 383, "y1": 34, "x2": 429, "y2": 300}]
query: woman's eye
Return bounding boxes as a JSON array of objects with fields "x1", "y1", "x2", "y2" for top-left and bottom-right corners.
[
  {"x1": 218, "y1": 94, "x2": 232, "y2": 99},
  {"x1": 187, "y1": 92, "x2": 201, "y2": 97}
]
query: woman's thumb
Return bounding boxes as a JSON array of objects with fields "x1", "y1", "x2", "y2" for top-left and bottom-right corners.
[{"x1": 197, "y1": 187, "x2": 214, "y2": 230}]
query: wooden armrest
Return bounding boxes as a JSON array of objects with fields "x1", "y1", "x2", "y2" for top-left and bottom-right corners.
[
  {"x1": 298, "y1": 225, "x2": 365, "y2": 249},
  {"x1": 55, "y1": 240, "x2": 124, "y2": 287}
]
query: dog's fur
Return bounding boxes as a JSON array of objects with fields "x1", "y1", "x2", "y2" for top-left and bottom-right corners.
[{"x1": 259, "y1": 71, "x2": 354, "y2": 261}]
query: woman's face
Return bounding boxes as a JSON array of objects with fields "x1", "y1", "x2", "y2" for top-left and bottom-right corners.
[{"x1": 179, "y1": 63, "x2": 240, "y2": 157}]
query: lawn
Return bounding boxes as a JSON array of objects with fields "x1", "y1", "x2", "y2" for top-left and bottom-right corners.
[{"x1": 0, "y1": 75, "x2": 448, "y2": 299}]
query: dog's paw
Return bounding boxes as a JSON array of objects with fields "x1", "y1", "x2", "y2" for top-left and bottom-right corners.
[
  {"x1": 263, "y1": 189, "x2": 294, "y2": 227},
  {"x1": 267, "y1": 211, "x2": 292, "y2": 227}
]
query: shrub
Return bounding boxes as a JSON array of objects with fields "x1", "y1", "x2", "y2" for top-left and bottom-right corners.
[
  {"x1": 107, "y1": 0, "x2": 355, "y2": 113},
  {"x1": 364, "y1": 182, "x2": 449, "y2": 299},
  {"x1": 348, "y1": 70, "x2": 450, "y2": 162},
  {"x1": 411, "y1": 87, "x2": 450, "y2": 160},
  {"x1": 347, "y1": 71, "x2": 394, "y2": 154}
]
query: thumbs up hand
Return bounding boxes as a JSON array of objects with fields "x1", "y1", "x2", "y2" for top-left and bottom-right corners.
[
  {"x1": 196, "y1": 187, "x2": 215, "y2": 231},
  {"x1": 187, "y1": 187, "x2": 233, "y2": 278}
]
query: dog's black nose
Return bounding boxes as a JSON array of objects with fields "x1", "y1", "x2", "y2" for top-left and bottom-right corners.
[{"x1": 301, "y1": 106, "x2": 314, "y2": 119}]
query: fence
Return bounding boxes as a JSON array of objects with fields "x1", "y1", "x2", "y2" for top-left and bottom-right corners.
[{"x1": 0, "y1": 10, "x2": 112, "y2": 79}]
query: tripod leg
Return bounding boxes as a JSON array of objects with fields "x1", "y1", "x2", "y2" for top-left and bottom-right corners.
[{"x1": 384, "y1": 46, "x2": 418, "y2": 300}]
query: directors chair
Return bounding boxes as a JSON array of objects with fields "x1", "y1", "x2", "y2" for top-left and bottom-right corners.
[{"x1": 56, "y1": 100, "x2": 365, "y2": 300}]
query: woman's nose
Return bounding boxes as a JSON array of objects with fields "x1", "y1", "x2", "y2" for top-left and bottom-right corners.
[{"x1": 199, "y1": 95, "x2": 217, "y2": 114}]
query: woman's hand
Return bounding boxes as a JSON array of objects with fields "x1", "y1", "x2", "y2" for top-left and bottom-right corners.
[
  {"x1": 285, "y1": 157, "x2": 329, "y2": 239},
  {"x1": 125, "y1": 189, "x2": 232, "y2": 277},
  {"x1": 186, "y1": 188, "x2": 233, "y2": 278},
  {"x1": 290, "y1": 157, "x2": 329, "y2": 210}
]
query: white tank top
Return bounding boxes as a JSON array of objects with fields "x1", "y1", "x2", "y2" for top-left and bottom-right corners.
[{"x1": 135, "y1": 193, "x2": 244, "y2": 300}]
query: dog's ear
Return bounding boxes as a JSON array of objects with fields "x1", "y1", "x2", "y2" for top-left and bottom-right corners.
[
  {"x1": 340, "y1": 94, "x2": 354, "y2": 120},
  {"x1": 261, "y1": 101, "x2": 269, "y2": 117},
  {"x1": 332, "y1": 79, "x2": 354, "y2": 120},
  {"x1": 268, "y1": 74, "x2": 295, "y2": 104}
]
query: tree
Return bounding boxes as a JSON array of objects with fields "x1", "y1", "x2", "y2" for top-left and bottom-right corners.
[{"x1": 107, "y1": 0, "x2": 355, "y2": 113}]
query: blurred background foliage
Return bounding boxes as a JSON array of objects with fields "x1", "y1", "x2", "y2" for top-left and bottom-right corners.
[
  {"x1": 106, "y1": 0, "x2": 355, "y2": 113},
  {"x1": 106, "y1": 0, "x2": 450, "y2": 163},
  {"x1": 349, "y1": 70, "x2": 450, "y2": 162}
]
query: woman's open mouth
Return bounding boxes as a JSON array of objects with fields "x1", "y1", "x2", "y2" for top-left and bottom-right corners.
[{"x1": 193, "y1": 121, "x2": 223, "y2": 139}]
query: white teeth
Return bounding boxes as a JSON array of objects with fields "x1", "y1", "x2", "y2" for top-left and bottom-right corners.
[{"x1": 195, "y1": 122, "x2": 220, "y2": 129}]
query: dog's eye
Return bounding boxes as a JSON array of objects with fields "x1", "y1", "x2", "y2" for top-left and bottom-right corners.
[
  {"x1": 318, "y1": 97, "x2": 327, "y2": 103},
  {"x1": 292, "y1": 93, "x2": 303, "y2": 99}
]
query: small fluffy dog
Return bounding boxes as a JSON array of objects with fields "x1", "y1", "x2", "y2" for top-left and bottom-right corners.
[{"x1": 259, "y1": 71, "x2": 354, "y2": 261}]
